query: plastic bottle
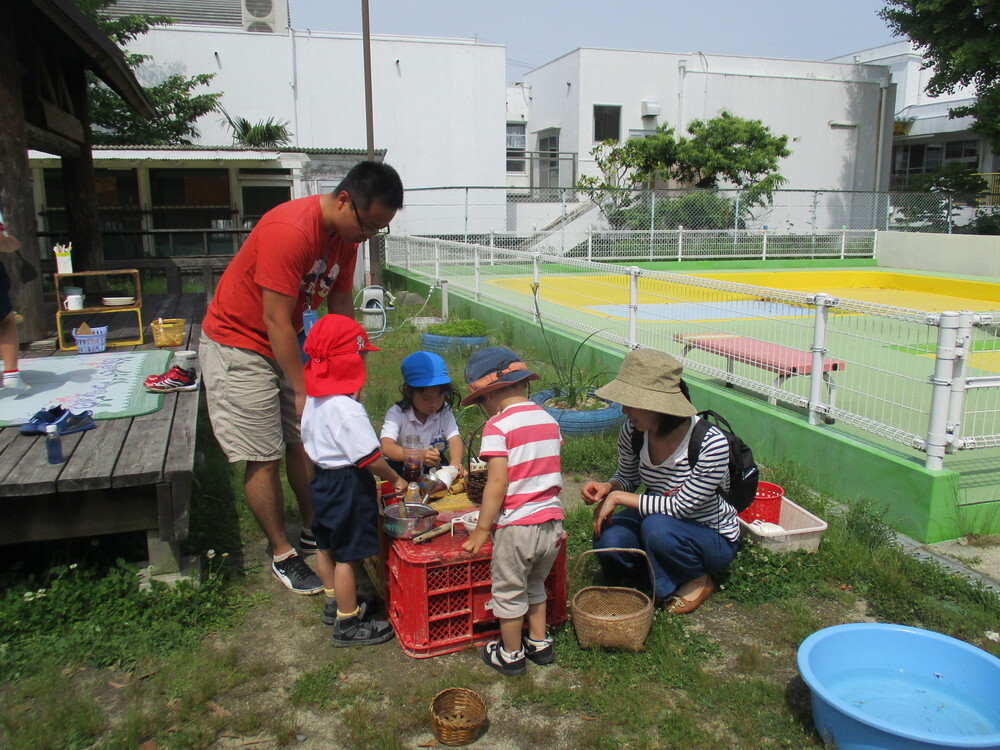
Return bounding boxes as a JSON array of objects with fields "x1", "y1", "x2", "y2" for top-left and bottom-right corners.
[{"x1": 45, "y1": 424, "x2": 64, "y2": 464}]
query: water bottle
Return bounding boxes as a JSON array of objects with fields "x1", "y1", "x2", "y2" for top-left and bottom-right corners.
[{"x1": 45, "y1": 424, "x2": 64, "y2": 464}]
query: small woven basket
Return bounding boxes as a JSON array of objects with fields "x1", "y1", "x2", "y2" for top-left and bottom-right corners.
[
  {"x1": 571, "y1": 548, "x2": 655, "y2": 652},
  {"x1": 430, "y1": 687, "x2": 487, "y2": 746},
  {"x1": 464, "y1": 421, "x2": 488, "y2": 505}
]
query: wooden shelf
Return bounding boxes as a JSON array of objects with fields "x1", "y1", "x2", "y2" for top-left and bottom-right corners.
[{"x1": 55, "y1": 270, "x2": 144, "y2": 350}]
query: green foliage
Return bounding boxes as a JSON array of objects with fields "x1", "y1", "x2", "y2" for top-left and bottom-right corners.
[
  {"x1": 716, "y1": 544, "x2": 824, "y2": 606},
  {"x1": 881, "y1": 0, "x2": 1000, "y2": 148},
  {"x1": 578, "y1": 112, "x2": 790, "y2": 225},
  {"x1": 530, "y1": 284, "x2": 612, "y2": 410},
  {"x1": 613, "y1": 190, "x2": 741, "y2": 231},
  {"x1": 220, "y1": 109, "x2": 293, "y2": 149},
  {"x1": 72, "y1": 0, "x2": 222, "y2": 145},
  {"x1": 425, "y1": 319, "x2": 488, "y2": 337}
]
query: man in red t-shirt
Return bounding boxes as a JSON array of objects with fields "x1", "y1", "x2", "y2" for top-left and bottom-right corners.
[{"x1": 199, "y1": 161, "x2": 403, "y2": 595}]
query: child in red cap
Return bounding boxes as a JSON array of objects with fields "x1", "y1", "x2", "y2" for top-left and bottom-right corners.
[{"x1": 301, "y1": 314, "x2": 408, "y2": 647}]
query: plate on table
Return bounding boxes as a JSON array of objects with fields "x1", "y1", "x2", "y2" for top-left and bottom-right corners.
[{"x1": 102, "y1": 296, "x2": 136, "y2": 307}]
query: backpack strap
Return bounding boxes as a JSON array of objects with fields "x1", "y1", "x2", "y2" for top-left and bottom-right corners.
[{"x1": 687, "y1": 416, "x2": 710, "y2": 468}]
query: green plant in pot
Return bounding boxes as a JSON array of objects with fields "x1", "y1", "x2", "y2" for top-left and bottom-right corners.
[
  {"x1": 420, "y1": 318, "x2": 489, "y2": 354},
  {"x1": 528, "y1": 283, "x2": 625, "y2": 436}
]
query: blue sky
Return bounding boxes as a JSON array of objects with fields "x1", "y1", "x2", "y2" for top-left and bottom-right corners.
[{"x1": 288, "y1": 0, "x2": 903, "y2": 83}]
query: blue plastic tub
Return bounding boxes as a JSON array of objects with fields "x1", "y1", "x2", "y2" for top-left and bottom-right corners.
[{"x1": 798, "y1": 623, "x2": 1000, "y2": 749}]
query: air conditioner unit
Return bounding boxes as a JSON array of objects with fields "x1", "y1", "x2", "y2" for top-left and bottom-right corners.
[{"x1": 241, "y1": 0, "x2": 288, "y2": 33}]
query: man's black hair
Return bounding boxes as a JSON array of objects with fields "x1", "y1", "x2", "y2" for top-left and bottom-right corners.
[{"x1": 336, "y1": 161, "x2": 404, "y2": 211}]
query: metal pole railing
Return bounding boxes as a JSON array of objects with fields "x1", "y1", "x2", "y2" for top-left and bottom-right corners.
[
  {"x1": 924, "y1": 311, "x2": 961, "y2": 470},
  {"x1": 808, "y1": 293, "x2": 833, "y2": 426},
  {"x1": 628, "y1": 266, "x2": 639, "y2": 348}
]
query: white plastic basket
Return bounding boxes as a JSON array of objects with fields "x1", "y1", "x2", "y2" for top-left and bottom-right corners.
[
  {"x1": 738, "y1": 496, "x2": 828, "y2": 553},
  {"x1": 73, "y1": 326, "x2": 108, "y2": 353}
]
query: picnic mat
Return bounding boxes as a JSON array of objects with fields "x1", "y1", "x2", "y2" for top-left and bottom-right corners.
[{"x1": 0, "y1": 350, "x2": 172, "y2": 427}]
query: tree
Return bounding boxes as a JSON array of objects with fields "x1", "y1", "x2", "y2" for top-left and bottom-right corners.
[
  {"x1": 577, "y1": 111, "x2": 790, "y2": 224},
  {"x1": 880, "y1": 0, "x2": 1000, "y2": 148},
  {"x1": 73, "y1": 0, "x2": 222, "y2": 145},
  {"x1": 221, "y1": 110, "x2": 293, "y2": 149}
]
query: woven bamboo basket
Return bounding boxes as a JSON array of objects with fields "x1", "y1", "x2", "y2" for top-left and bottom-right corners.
[
  {"x1": 464, "y1": 420, "x2": 488, "y2": 505},
  {"x1": 430, "y1": 687, "x2": 487, "y2": 746},
  {"x1": 571, "y1": 548, "x2": 656, "y2": 652}
]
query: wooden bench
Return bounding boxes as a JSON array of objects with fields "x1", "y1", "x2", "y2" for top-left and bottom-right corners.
[
  {"x1": 675, "y1": 333, "x2": 846, "y2": 408},
  {"x1": 0, "y1": 293, "x2": 205, "y2": 579}
]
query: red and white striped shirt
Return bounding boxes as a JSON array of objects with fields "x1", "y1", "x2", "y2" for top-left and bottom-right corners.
[{"x1": 480, "y1": 401, "x2": 564, "y2": 526}]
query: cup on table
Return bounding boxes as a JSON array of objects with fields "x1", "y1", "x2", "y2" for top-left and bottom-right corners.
[{"x1": 63, "y1": 294, "x2": 84, "y2": 311}]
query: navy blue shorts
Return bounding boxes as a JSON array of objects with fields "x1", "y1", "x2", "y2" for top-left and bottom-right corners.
[
  {"x1": 0, "y1": 262, "x2": 12, "y2": 320},
  {"x1": 310, "y1": 465, "x2": 380, "y2": 563}
]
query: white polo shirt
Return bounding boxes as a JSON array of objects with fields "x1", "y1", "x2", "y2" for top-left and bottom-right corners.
[
  {"x1": 380, "y1": 403, "x2": 459, "y2": 448},
  {"x1": 302, "y1": 394, "x2": 381, "y2": 469}
]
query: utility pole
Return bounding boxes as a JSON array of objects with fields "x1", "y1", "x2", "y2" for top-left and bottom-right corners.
[{"x1": 361, "y1": 0, "x2": 382, "y2": 285}]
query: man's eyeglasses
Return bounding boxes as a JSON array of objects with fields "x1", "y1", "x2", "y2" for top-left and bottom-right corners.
[{"x1": 349, "y1": 197, "x2": 390, "y2": 237}]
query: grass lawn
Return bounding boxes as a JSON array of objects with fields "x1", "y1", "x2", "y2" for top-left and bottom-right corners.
[{"x1": 1, "y1": 303, "x2": 998, "y2": 749}]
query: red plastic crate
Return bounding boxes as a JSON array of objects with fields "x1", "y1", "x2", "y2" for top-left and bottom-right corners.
[
  {"x1": 387, "y1": 517, "x2": 568, "y2": 658},
  {"x1": 738, "y1": 481, "x2": 784, "y2": 524}
]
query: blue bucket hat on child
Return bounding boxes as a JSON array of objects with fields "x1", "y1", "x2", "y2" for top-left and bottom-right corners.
[
  {"x1": 400, "y1": 351, "x2": 451, "y2": 388},
  {"x1": 460, "y1": 346, "x2": 538, "y2": 407}
]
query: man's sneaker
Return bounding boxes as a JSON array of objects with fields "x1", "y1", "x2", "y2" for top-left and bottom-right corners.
[
  {"x1": 271, "y1": 553, "x2": 323, "y2": 595},
  {"x1": 522, "y1": 634, "x2": 555, "y2": 665},
  {"x1": 59, "y1": 410, "x2": 96, "y2": 435},
  {"x1": 144, "y1": 367, "x2": 198, "y2": 393},
  {"x1": 299, "y1": 530, "x2": 318, "y2": 555},
  {"x1": 144, "y1": 365, "x2": 188, "y2": 386},
  {"x1": 19, "y1": 405, "x2": 69, "y2": 435},
  {"x1": 331, "y1": 610, "x2": 394, "y2": 647},
  {"x1": 481, "y1": 640, "x2": 527, "y2": 676}
]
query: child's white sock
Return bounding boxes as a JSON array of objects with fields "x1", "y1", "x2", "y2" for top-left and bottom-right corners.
[{"x1": 3, "y1": 370, "x2": 22, "y2": 389}]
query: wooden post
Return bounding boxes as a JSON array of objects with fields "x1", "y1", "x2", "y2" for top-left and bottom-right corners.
[
  {"x1": 0, "y1": 5, "x2": 45, "y2": 342},
  {"x1": 61, "y1": 64, "x2": 104, "y2": 277}
]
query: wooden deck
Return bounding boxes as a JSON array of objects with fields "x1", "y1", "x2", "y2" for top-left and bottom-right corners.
[{"x1": 0, "y1": 291, "x2": 206, "y2": 575}]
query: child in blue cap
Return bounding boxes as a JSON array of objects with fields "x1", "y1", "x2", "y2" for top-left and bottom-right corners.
[{"x1": 380, "y1": 350, "x2": 464, "y2": 481}]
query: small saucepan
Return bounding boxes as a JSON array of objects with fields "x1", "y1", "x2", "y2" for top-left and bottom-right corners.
[{"x1": 383, "y1": 503, "x2": 437, "y2": 539}]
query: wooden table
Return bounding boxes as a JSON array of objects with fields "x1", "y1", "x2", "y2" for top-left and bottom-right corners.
[{"x1": 0, "y1": 292, "x2": 206, "y2": 576}]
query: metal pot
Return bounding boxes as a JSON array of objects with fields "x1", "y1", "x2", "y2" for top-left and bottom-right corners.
[{"x1": 383, "y1": 503, "x2": 438, "y2": 539}]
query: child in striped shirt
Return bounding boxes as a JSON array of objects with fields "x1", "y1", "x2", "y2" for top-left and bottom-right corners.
[{"x1": 461, "y1": 347, "x2": 564, "y2": 676}]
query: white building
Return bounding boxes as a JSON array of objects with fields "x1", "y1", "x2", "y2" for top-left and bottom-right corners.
[{"x1": 832, "y1": 41, "x2": 997, "y2": 189}]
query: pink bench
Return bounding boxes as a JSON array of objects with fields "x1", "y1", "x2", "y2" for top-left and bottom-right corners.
[{"x1": 675, "y1": 333, "x2": 845, "y2": 408}]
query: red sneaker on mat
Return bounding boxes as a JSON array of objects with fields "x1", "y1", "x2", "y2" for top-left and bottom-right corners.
[
  {"x1": 144, "y1": 365, "x2": 189, "y2": 387},
  {"x1": 144, "y1": 367, "x2": 198, "y2": 393}
]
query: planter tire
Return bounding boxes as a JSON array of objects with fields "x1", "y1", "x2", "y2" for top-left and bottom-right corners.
[
  {"x1": 529, "y1": 389, "x2": 625, "y2": 437},
  {"x1": 420, "y1": 332, "x2": 489, "y2": 354}
]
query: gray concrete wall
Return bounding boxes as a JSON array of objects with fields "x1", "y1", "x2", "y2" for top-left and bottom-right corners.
[{"x1": 877, "y1": 231, "x2": 1000, "y2": 279}]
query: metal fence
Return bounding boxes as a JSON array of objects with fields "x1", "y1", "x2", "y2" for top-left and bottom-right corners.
[
  {"x1": 393, "y1": 187, "x2": 1000, "y2": 256},
  {"x1": 386, "y1": 234, "x2": 1000, "y2": 469}
]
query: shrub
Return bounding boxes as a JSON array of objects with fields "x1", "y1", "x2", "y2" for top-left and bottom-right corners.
[{"x1": 425, "y1": 319, "x2": 488, "y2": 337}]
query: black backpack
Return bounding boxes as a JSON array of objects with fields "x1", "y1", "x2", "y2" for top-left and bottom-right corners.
[{"x1": 631, "y1": 409, "x2": 760, "y2": 513}]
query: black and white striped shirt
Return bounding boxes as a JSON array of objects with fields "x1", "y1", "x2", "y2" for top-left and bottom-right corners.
[{"x1": 609, "y1": 416, "x2": 740, "y2": 542}]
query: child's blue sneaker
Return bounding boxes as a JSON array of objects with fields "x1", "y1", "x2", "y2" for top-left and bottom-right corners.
[{"x1": 19, "y1": 405, "x2": 69, "y2": 435}]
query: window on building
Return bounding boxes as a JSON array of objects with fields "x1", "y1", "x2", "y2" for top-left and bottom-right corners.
[
  {"x1": 41, "y1": 168, "x2": 143, "y2": 258},
  {"x1": 149, "y1": 168, "x2": 235, "y2": 256},
  {"x1": 594, "y1": 105, "x2": 621, "y2": 142},
  {"x1": 891, "y1": 138, "x2": 981, "y2": 188},
  {"x1": 506, "y1": 122, "x2": 527, "y2": 173}
]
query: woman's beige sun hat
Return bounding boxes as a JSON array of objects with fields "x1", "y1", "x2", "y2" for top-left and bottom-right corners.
[{"x1": 595, "y1": 348, "x2": 696, "y2": 417}]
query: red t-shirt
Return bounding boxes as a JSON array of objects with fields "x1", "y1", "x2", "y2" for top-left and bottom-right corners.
[{"x1": 202, "y1": 195, "x2": 358, "y2": 359}]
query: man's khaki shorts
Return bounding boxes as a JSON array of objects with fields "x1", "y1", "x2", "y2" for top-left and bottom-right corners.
[
  {"x1": 489, "y1": 519, "x2": 563, "y2": 620},
  {"x1": 199, "y1": 336, "x2": 300, "y2": 462}
]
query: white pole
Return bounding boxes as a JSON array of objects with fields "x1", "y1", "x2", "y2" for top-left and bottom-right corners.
[
  {"x1": 945, "y1": 311, "x2": 973, "y2": 443},
  {"x1": 628, "y1": 266, "x2": 640, "y2": 348},
  {"x1": 678, "y1": 225, "x2": 684, "y2": 262},
  {"x1": 808, "y1": 293, "x2": 831, "y2": 426},
  {"x1": 924, "y1": 311, "x2": 960, "y2": 470},
  {"x1": 474, "y1": 244, "x2": 481, "y2": 298},
  {"x1": 440, "y1": 279, "x2": 449, "y2": 319}
]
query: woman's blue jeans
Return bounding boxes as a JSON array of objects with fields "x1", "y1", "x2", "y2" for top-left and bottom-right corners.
[{"x1": 593, "y1": 509, "x2": 738, "y2": 598}]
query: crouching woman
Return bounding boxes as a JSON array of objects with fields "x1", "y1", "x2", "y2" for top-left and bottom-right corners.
[{"x1": 581, "y1": 349, "x2": 739, "y2": 614}]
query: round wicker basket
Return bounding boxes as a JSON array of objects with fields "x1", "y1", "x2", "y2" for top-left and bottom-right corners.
[
  {"x1": 571, "y1": 548, "x2": 656, "y2": 652},
  {"x1": 430, "y1": 687, "x2": 487, "y2": 746}
]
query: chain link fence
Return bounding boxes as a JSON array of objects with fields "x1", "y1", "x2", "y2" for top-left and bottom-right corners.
[{"x1": 390, "y1": 187, "x2": 999, "y2": 261}]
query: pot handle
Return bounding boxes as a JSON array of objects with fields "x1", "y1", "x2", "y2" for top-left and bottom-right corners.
[{"x1": 412, "y1": 523, "x2": 453, "y2": 544}]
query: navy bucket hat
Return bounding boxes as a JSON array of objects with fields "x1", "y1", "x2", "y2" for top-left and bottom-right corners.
[{"x1": 461, "y1": 346, "x2": 538, "y2": 407}]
